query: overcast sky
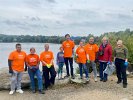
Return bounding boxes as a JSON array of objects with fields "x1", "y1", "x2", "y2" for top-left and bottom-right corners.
[{"x1": 0, "y1": 0, "x2": 133, "y2": 36}]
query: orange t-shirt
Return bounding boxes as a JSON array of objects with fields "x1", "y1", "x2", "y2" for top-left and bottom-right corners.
[
  {"x1": 8, "y1": 51, "x2": 26, "y2": 72},
  {"x1": 40, "y1": 51, "x2": 54, "y2": 66},
  {"x1": 62, "y1": 40, "x2": 75, "y2": 57},
  {"x1": 76, "y1": 46, "x2": 87, "y2": 64},
  {"x1": 26, "y1": 54, "x2": 40, "y2": 67},
  {"x1": 84, "y1": 43, "x2": 99, "y2": 61}
]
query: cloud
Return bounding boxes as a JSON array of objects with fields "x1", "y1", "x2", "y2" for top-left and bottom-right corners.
[
  {"x1": 24, "y1": 16, "x2": 41, "y2": 21},
  {"x1": 0, "y1": 0, "x2": 133, "y2": 36},
  {"x1": 46, "y1": 0, "x2": 56, "y2": 3}
]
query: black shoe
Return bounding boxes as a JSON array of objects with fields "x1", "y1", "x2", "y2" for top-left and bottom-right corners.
[
  {"x1": 100, "y1": 79, "x2": 103, "y2": 81},
  {"x1": 64, "y1": 75, "x2": 70, "y2": 78},
  {"x1": 103, "y1": 80, "x2": 107, "y2": 82},
  {"x1": 32, "y1": 90, "x2": 36, "y2": 93},
  {"x1": 39, "y1": 90, "x2": 45, "y2": 94},
  {"x1": 123, "y1": 84, "x2": 127, "y2": 88},
  {"x1": 45, "y1": 88, "x2": 48, "y2": 91},
  {"x1": 71, "y1": 76, "x2": 75, "y2": 79},
  {"x1": 117, "y1": 81, "x2": 121, "y2": 84}
]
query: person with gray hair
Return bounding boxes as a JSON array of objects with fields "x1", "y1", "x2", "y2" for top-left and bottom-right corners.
[
  {"x1": 98, "y1": 37, "x2": 112, "y2": 82},
  {"x1": 114, "y1": 40, "x2": 128, "y2": 88},
  {"x1": 40, "y1": 44, "x2": 56, "y2": 90}
]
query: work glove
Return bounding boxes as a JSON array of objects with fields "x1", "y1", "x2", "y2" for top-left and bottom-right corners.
[
  {"x1": 46, "y1": 64, "x2": 52, "y2": 68},
  {"x1": 107, "y1": 61, "x2": 111, "y2": 65},
  {"x1": 87, "y1": 60, "x2": 90, "y2": 63}
]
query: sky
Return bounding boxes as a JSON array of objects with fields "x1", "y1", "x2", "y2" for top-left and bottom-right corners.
[{"x1": 0, "y1": 0, "x2": 133, "y2": 36}]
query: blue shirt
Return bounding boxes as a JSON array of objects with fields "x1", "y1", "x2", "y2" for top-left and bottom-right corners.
[{"x1": 56, "y1": 52, "x2": 64, "y2": 63}]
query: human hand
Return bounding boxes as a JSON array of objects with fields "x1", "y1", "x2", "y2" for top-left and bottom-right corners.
[
  {"x1": 124, "y1": 61, "x2": 128, "y2": 67},
  {"x1": 87, "y1": 60, "x2": 90, "y2": 63},
  {"x1": 46, "y1": 64, "x2": 52, "y2": 68},
  {"x1": 107, "y1": 61, "x2": 111, "y2": 65}
]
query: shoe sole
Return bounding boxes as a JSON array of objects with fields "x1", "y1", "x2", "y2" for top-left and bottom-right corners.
[
  {"x1": 9, "y1": 93, "x2": 14, "y2": 95},
  {"x1": 9, "y1": 91, "x2": 15, "y2": 95},
  {"x1": 16, "y1": 91, "x2": 23, "y2": 94}
]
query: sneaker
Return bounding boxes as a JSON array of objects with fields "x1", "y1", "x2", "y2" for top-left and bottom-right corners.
[
  {"x1": 123, "y1": 84, "x2": 127, "y2": 88},
  {"x1": 16, "y1": 89, "x2": 24, "y2": 94},
  {"x1": 117, "y1": 81, "x2": 121, "y2": 84},
  {"x1": 39, "y1": 90, "x2": 45, "y2": 94},
  {"x1": 71, "y1": 76, "x2": 75, "y2": 79},
  {"x1": 58, "y1": 77, "x2": 61, "y2": 80},
  {"x1": 64, "y1": 75, "x2": 70, "y2": 78},
  {"x1": 100, "y1": 79, "x2": 103, "y2": 81},
  {"x1": 103, "y1": 80, "x2": 107, "y2": 82},
  {"x1": 32, "y1": 90, "x2": 36, "y2": 93},
  {"x1": 9, "y1": 91, "x2": 15, "y2": 95},
  {"x1": 86, "y1": 78, "x2": 90, "y2": 82},
  {"x1": 78, "y1": 77, "x2": 83, "y2": 80},
  {"x1": 94, "y1": 78, "x2": 98, "y2": 82}
]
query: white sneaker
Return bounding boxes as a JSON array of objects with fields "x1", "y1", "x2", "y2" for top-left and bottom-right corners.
[
  {"x1": 78, "y1": 77, "x2": 83, "y2": 80},
  {"x1": 16, "y1": 89, "x2": 24, "y2": 94},
  {"x1": 86, "y1": 78, "x2": 90, "y2": 82},
  {"x1": 9, "y1": 91, "x2": 15, "y2": 95},
  {"x1": 94, "y1": 78, "x2": 98, "y2": 82}
]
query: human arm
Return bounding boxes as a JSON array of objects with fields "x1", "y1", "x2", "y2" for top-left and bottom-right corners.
[{"x1": 8, "y1": 59, "x2": 13, "y2": 73}]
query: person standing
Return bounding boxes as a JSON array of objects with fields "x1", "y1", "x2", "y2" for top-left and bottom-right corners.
[
  {"x1": 62, "y1": 34, "x2": 75, "y2": 79},
  {"x1": 56, "y1": 46, "x2": 65, "y2": 80},
  {"x1": 8, "y1": 43, "x2": 26, "y2": 95},
  {"x1": 98, "y1": 37, "x2": 112, "y2": 82},
  {"x1": 84, "y1": 37, "x2": 99, "y2": 82},
  {"x1": 26, "y1": 47, "x2": 44, "y2": 94},
  {"x1": 114, "y1": 40, "x2": 128, "y2": 88},
  {"x1": 40, "y1": 44, "x2": 56, "y2": 89},
  {"x1": 76, "y1": 41, "x2": 89, "y2": 81}
]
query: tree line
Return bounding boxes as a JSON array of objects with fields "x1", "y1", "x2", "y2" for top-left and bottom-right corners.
[{"x1": 0, "y1": 28, "x2": 133, "y2": 63}]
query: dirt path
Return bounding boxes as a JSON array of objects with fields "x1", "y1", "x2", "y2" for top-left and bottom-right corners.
[{"x1": 0, "y1": 76, "x2": 133, "y2": 100}]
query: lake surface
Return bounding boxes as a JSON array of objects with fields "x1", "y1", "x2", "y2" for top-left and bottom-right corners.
[{"x1": 0, "y1": 43, "x2": 78, "y2": 70}]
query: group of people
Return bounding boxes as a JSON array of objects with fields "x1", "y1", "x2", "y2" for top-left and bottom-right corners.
[
  {"x1": 8, "y1": 34, "x2": 129, "y2": 95},
  {"x1": 75, "y1": 35, "x2": 128, "y2": 88}
]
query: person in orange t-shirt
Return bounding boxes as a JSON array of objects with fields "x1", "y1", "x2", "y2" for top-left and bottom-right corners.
[
  {"x1": 40, "y1": 44, "x2": 56, "y2": 89},
  {"x1": 8, "y1": 43, "x2": 26, "y2": 95},
  {"x1": 84, "y1": 37, "x2": 99, "y2": 82},
  {"x1": 26, "y1": 47, "x2": 44, "y2": 94},
  {"x1": 62, "y1": 34, "x2": 75, "y2": 79},
  {"x1": 76, "y1": 41, "x2": 89, "y2": 81}
]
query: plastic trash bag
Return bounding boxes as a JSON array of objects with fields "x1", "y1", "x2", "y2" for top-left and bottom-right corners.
[{"x1": 104, "y1": 63, "x2": 116, "y2": 76}]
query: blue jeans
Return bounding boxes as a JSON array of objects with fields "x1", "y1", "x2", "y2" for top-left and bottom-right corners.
[
  {"x1": 58, "y1": 62, "x2": 64, "y2": 74},
  {"x1": 28, "y1": 68, "x2": 43, "y2": 91},
  {"x1": 78, "y1": 63, "x2": 88, "y2": 78},
  {"x1": 99, "y1": 62, "x2": 108, "y2": 80}
]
